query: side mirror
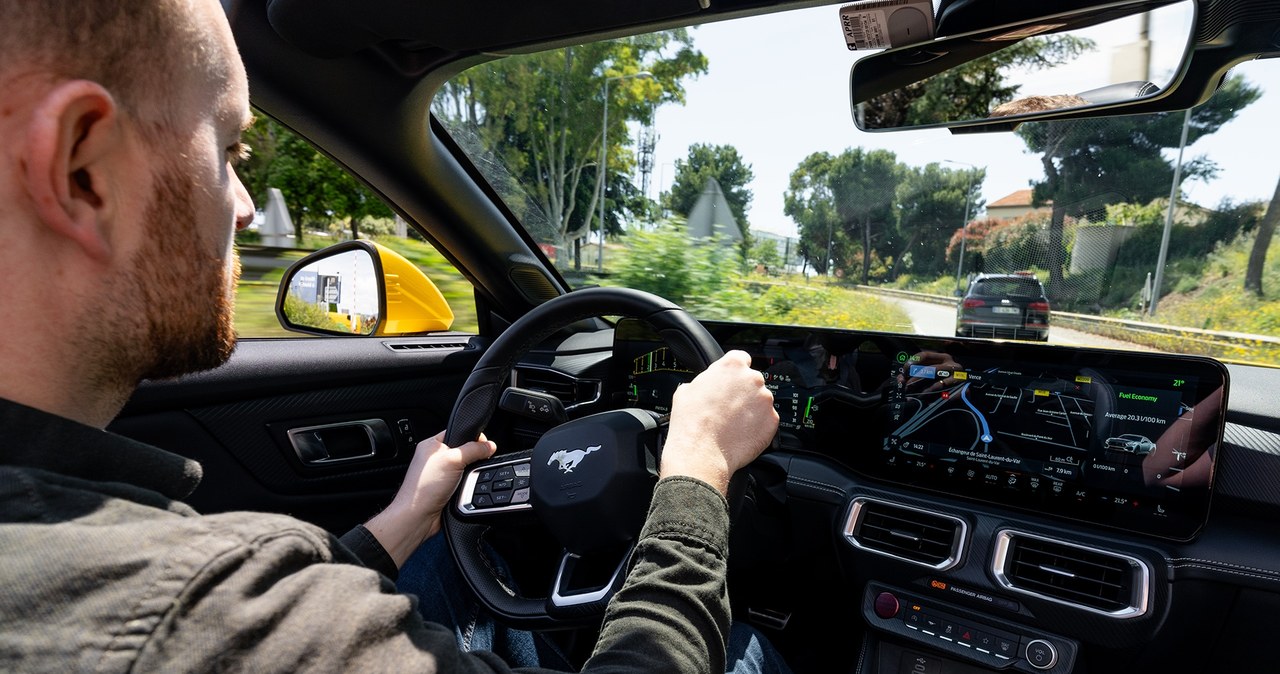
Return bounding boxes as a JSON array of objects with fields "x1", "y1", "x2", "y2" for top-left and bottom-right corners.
[
  {"x1": 850, "y1": 0, "x2": 1196, "y2": 132},
  {"x1": 275, "y1": 240, "x2": 454, "y2": 336}
]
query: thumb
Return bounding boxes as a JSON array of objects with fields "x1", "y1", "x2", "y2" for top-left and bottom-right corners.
[{"x1": 456, "y1": 434, "x2": 497, "y2": 465}]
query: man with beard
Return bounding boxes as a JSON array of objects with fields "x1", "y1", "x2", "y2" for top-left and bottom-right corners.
[{"x1": 0, "y1": 1, "x2": 787, "y2": 672}]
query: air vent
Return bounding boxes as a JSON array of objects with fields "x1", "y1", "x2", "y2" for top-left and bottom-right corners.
[
  {"x1": 511, "y1": 366, "x2": 601, "y2": 410},
  {"x1": 385, "y1": 341, "x2": 469, "y2": 352},
  {"x1": 843, "y1": 498, "x2": 966, "y2": 570},
  {"x1": 993, "y1": 531, "x2": 1149, "y2": 618}
]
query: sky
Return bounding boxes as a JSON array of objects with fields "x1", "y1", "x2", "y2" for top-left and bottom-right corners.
[{"x1": 643, "y1": 4, "x2": 1280, "y2": 239}]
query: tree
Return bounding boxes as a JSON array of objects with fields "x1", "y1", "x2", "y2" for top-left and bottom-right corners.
[
  {"x1": 1245, "y1": 178, "x2": 1280, "y2": 296},
  {"x1": 748, "y1": 236, "x2": 782, "y2": 273},
  {"x1": 784, "y1": 149, "x2": 902, "y2": 283},
  {"x1": 237, "y1": 115, "x2": 394, "y2": 243},
  {"x1": 784, "y1": 152, "x2": 842, "y2": 276},
  {"x1": 433, "y1": 34, "x2": 708, "y2": 268},
  {"x1": 1016, "y1": 75, "x2": 1261, "y2": 299},
  {"x1": 892, "y1": 163, "x2": 986, "y2": 278},
  {"x1": 664, "y1": 143, "x2": 755, "y2": 236}
]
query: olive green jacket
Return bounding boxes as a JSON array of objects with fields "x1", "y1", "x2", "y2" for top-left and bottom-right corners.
[{"x1": 0, "y1": 398, "x2": 732, "y2": 673}]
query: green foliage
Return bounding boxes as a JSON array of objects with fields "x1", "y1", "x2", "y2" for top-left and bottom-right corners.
[
  {"x1": 745, "y1": 279, "x2": 913, "y2": 332},
  {"x1": 433, "y1": 34, "x2": 708, "y2": 260},
  {"x1": 785, "y1": 151, "x2": 984, "y2": 283},
  {"x1": 784, "y1": 148, "x2": 902, "y2": 283},
  {"x1": 281, "y1": 293, "x2": 350, "y2": 333},
  {"x1": 664, "y1": 143, "x2": 755, "y2": 234},
  {"x1": 237, "y1": 114, "x2": 393, "y2": 241},
  {"x1": 983, "y1": 216, "x2": 1050, "y2": 273},
  {"x1": 748, "y1": 236, "x2": 782, "y2": 273},
  {"x1": 892, "y1": 163, "x2": 986, "y2": 277},
  {"x1": 1014, "y1": 75, "x2": 1261, "y2": 296},
  {"x1": 604, "y1": 221, "x2": 910, "y2": 329},
  {"x1": 611, "y1": 220, "x2": 736, "y2": 315}
]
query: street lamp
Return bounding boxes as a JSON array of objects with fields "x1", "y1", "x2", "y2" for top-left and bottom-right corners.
[
  {"x1": 597, "y1": 71, "x2": 652, "y2": 272},
  {"x1": 945, "y1": 159, "x2": 980, "y2": 295}
]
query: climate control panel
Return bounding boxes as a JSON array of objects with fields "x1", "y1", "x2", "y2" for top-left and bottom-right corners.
[{"x1": 863, "y1": 583, "x2": 1077, "y2": 672}]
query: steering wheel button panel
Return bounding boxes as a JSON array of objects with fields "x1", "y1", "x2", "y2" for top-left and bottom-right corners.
[{"x1": 456, "y1": 455, "x2": 536, "y2": 513}]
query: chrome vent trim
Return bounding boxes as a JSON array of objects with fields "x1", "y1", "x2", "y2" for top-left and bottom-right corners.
[
  {"x1": 510, "y1": 365, "x2": 602, "y2": 411},
  {"x1": 842, "y1": 497, "x2": 967, "y2": 571},
  {"x1": 992, "y1": 530, "x2": 1150, "y2": 619}
]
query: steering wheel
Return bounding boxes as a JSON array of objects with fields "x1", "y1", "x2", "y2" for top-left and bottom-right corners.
[{"x1": 441, "y1": 287, "x2": 723, "y2": 630}]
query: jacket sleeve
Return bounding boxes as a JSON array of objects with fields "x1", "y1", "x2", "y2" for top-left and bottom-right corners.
[
  {"x1": 582, "y1": 476, "x2": 733, "y2": 674},
  {"x1": 339, "y1": 523, "x2": 400, "y2": 581}
]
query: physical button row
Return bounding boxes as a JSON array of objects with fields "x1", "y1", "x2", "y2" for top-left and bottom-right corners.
[
  {"x1": 472, "y1": 462, "x2": 532, "y2": 508},
  {"x1": 903, "y1": 610, "x2": 1017, "y2": 660}
]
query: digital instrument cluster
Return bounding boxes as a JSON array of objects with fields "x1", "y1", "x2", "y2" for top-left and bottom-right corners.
[{"x1": 612, "y1": 319, "x2": 1228, "y2": 540}]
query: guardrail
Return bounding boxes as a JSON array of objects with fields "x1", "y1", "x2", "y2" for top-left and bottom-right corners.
[{"x1": 856, "y1": 284, "x2": 1280, "y2": 364}]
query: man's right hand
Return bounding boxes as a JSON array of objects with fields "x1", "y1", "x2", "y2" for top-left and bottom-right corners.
[{"x1": 659, "y1": 350, "x2": 779, "y2": 496}]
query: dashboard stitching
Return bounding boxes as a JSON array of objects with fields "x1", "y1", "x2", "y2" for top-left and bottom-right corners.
[
  {"x1": 787, "y1": 475, "x2": 846, "y2": 499},
  {"x1": 1167, "y1": 557, "x2": 1280, "y2": 576},
  {"x1": 1169, "y1": 563, "x2": 1280, "y2": 585}
]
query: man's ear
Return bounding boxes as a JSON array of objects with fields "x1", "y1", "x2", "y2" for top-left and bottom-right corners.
[{"x1": 21, "y1": 80, "x2": 127, "y2": 263}]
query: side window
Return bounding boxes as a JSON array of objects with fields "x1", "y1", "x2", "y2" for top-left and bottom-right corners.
[{"x1": 233, "y1": 112, "x2": 476, "y2": 337}]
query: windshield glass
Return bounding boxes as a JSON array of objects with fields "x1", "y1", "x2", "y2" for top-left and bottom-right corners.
[{"x1": 432, "y1": 4, "x2": 1280, "y2": 367}]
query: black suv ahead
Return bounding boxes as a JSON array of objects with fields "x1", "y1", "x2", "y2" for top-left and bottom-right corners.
[{"x1": 955, "y1": 273, "x2": 1051, "y2": 341}]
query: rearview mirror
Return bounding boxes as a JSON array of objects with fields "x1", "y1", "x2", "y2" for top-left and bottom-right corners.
[
  {"x1": 276, "y1": 240, "x2": 454, "y2": 336},
  {"x1": 850, "y1": 0, "x2": 1195, "y2": 132}
]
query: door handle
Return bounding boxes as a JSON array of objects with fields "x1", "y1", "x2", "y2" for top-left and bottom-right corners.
[{"x1": 287, "y1": 419, "x2": 394, "y2": 466}]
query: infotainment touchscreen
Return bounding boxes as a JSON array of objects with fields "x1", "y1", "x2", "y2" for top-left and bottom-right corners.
[{"x1": 613, "y1": 319, "x2": 1228, "y2": 541}]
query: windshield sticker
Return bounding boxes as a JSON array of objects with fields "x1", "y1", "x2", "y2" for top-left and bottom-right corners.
[{"x1": 839, "y1": 0, "x2": 935, "y2": 50}]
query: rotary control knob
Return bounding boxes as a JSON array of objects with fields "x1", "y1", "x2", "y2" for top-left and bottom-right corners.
[{"x1": 1025, "y1": 639, "x2": 1058, "y2": 670}]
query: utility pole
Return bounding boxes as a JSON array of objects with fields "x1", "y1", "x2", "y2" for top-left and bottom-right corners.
[
  {"x1": 945, "y1": 160, "x2": 980, "y2": 295},
  {"x1": 1149, "y1": 108, "x2": 1191, "y2": 316},
  {"x1": 597, "y1": 71, "x2": 652, "y2": 272}
]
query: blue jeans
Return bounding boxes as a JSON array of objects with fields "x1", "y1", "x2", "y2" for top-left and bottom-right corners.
[{"x1": 397, "y1": 535, "x2": 792, "y2": 673}]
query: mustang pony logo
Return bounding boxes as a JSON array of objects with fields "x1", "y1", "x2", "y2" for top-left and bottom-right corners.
[{"x1": 548, "y1": 445, "x2": 602, "y2": 473}]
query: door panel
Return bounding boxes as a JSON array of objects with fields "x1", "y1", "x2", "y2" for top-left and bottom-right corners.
[{"x1": 109, "y1": 336, "x2": 482, "y2": 533}]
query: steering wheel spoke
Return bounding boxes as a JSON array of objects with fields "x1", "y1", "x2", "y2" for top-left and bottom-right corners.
[{"x1": 548, "y1": 544, "x2": 633, "y2": 618}]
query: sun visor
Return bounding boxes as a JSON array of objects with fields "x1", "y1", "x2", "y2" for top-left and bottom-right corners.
[
  {"x1": 265, "y1": 0, "x2": 706, "y2": 58},
  {"x1": 265, "y1": 0, "x2": 430, "y2": 57}
]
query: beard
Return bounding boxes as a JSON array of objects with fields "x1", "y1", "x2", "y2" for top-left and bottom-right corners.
[{"x1": 93, "y1": 162, "x2": 240, "y2": 386}]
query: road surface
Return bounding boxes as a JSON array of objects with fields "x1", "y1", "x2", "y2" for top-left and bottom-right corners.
[{"x1": 883, "y1": 296, "x2": 1138, "y2": 350}]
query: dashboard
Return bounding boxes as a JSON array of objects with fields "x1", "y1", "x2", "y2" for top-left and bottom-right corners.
[{"x1": 612, "y1": 319, "x2": 1228, "y2": 542}]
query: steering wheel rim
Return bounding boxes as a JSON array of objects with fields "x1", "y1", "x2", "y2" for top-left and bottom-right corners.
[{"x1": 442, "y1": 287, "x2": 722, "y2": 630}]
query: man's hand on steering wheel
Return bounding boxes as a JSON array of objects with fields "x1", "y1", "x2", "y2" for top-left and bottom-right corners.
[
  {"x1": 661, "y1": 350, "x2": 780, "y2": 497},
  {"x1": 364, "y1": 431, "x2": 498, "y2": 568}
]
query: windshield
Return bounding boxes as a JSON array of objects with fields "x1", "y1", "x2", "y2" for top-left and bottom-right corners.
[{"x1": 432, "y1": 4, "x2": 1280, "y2": 367}]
